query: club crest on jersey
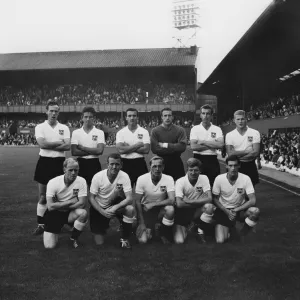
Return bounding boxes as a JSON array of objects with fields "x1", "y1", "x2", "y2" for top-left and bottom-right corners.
[
  {"x1": 138, "y1": 134, "x2": 143, "y2": 140},
  {"x1": 73, "y1": 189, "x2": 79, "y2": 196},
  {"x1": 116, "y1": 183, "x2": 123, "y2": 190},
  {"x1": 160, "y1": 186, "x2": 166, "y2": 192},
  {"x1": 237, "y1": 188, "x2": 244, "y2": 194},
  {"x1": 59, "y1": 130, "x2": 64, "y2": 135},
  {"x1": 196, "y1": 186, "x2": 203, "y2": 193},
  {"x1": 92, "y1": 135, "x2": 98, "y2": 141},
  {"x1": 211, "y1": 132, "x2": 216, "y2": 138},
  {"x1": 248, "y1": 136, "x2": 253, "y2": 142}
]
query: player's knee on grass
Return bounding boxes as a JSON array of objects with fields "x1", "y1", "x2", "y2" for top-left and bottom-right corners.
[
  {"x1": 164, "y1": 205, "x2": 175, "y2": 219},
  {"x1": 94, "y1": 234, "x2": 105, "y2": 245},
  {"x1": 215, "y1": 225, "x2": 230, "y2": 244},
  {"x1": 43, "y1": 231, "x2": 58, "y2": 249},
  {"x1": 174, "y1": 225, "x2": 186, "y2": 244},
  {"x1": 137, "y1": 230, "x2": 148, "y2": 244}
]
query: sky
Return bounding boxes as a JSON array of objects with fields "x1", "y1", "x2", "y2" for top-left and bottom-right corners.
[{"x1": 1, "y1": 0, "x2": 273, "y2": 82}]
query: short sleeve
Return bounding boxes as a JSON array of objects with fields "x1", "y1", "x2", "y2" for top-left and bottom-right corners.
[
  {"x1": 202, "y1": 175, "x2": 211, "y2": 192},
  {"x1": 46, "y1": 178, "x2": 56, "y2": 198},
  {"x1": 122, "y1": 173, "x2": 132, "y2": 193},
  {"x1": 166, "y1": 176, "x2": 175, "y2": 192},
  {"x1": 90, "y1": 174, "x2": 99, "y2": 195},
  {"x1": 116, "y1": 130, "x2": 124, "y2": 144},
  {"x1": 71, "y1": 130, "x2": 79, "y2": 145},
  {"x1": 253, "y1": 130, "x2": 261, "y2": 143},
  {"x1": 35, "y1": 125, "x2": 44, "y2": 139},
  {"x1": 175, "y1": 178, "x2": 184, "y2": 198},
  {"x1": 143, "y1": 130, "x2": 150, "y2": 144},
  {"x1": 212, "y1": 176, "x2": 221, "y2": 195},
  {"x1": 78, "y1": 178, "x2": 88, "y2": 197},
  {"x1": 135, "y1": 176, "x2": 144, "y2": 195},
  {"x1": 216, "y1": 127, "x2": 224, "y2": 139},
  {"x1": 245, "y1": 176, "x2": 255, "y2": 195},
  {"x1": 97, "y1": 130, "x2": 105, "y2": 144},
  {"x1": 189, "y1": 126, "x2": 197, "y2": 141},
  {"x1": 225, "y1": 132, "x2": 233, "y2": 146},
  {"x1": 64, "y1": 126, "x2": 70, "y2": 139}
]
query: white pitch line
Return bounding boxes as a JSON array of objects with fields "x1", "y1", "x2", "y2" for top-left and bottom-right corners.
[
  {"x1": 219, "y1": 160, "x2": 300, "y2": 197},
  {"x1": 259, "y1": 177, "x2": 300, "y2": 197}
]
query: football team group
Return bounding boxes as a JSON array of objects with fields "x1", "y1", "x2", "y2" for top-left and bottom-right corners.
[{"x1": 32, "y1": 99, "x2": 260, "y2": 249}]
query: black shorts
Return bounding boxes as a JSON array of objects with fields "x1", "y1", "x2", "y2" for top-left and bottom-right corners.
[
  {"x1": 240, "y1": 160, "x2": 259, "y2": 186},
  {"x1": 160, "y1": 155, "x2": 185, "y2": 181},
  {"x1": 90, "y1": 205, "x2": 125, "y2": 234},
  {"x1": 213, "y1": 208, "x2": 245, "y2": 228},
  {"x1": 77, "y1": 158, "x2": 101, "y2": 186},
  {"x1": 175, "y1": 207, "x2": 197, "y2": 227},
  {"x1": 44, "y1": 209, "x2": 70, "y2": 234},
  {"x1": 194, "y1": 154, "x2": 220, "y2": 187},
  {"x1": 34, "y1": 156, "x2": 65, "y2": 185},
  {"x1": 121, "y1": 157, "x2": 148, "y2": 187},
  {"x1": 142, "y1": 206, "x2": 165, "y2": 229}
]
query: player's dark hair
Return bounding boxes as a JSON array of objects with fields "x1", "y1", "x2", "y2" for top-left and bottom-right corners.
[
  {"x1": 82, "y1": 106, "x2": 96, "y2": 116},
  {"x1": 46, "y1": 99, "x2": 59, "y2": 110},
  {"x1": 107, "y1": 152, "x2": 122, "y2": 162},
  {"x1": 149, "y1": 156, "x2": 164, "y2": 166},
  {"x1": 160, "y1": 107, "x2": 172, "y2": 117},
  {"x1": 226, "y1": 155, "x2": 240, "y2": 165},
  {"x1": 200, "y1": 104, "x2": 213, "y2": 114},
  {"x1": 186, "y1": 158, "x2": 202, "y2": 170},
  {"x1": 126, "y1": 108, "x2": 138, "y2": 117}
]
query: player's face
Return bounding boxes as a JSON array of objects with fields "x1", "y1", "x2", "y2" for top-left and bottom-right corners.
[
  {"x1": 82, "y1": 112, "x2": 94, "y2": 127},
  {"x1": 150, "y1": 159, "x2": 164, "y2": 177},
  {"x1": 161, "y1": 110, "x2": 173, "y2": 126},
  {"x1": 226, "y1": 160, "x2": 240, "y2": 176},
  {"x1": 46, "y1": 105, "x2": 60, "y2": 123},
  {"x1": 107, "y1": 158, "x2": 122, "y2": 176},
  {"x1": 126, "y1": 111, "x2": 138, "y2": 126},
  {"x1": 64, "y1": 161, "x2": 79, "y2": 182},
  {"x1": 200, "y1": 109, "x2": 212, "y2": 124},
  {"x1": 234, "y1": 114, "x2": 246, "y2": 129},
  {"x1": 187, "y1": 166, "x2": 201, "y2": 181}
]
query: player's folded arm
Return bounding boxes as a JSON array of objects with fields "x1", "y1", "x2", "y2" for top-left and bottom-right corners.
[
  {"x1": 46, "y1": 195, "x2": 75, "y2": 211},
  {"x1": 36, "y1": 137, "x2": 62, "y2": 150},
  {"x1": 135, "y1": 143, "x2": 150, "y2": 154},
  {"x1": 71, "y1": 144, "x2": 88, "y2": 156},
  {"x1": 69, "y1": 195, "x2": 87, "y2": 210},
  {"x1": 79, "y1": 143, "x2": 105, "y2": 155},
  {"x1": 54, "y1": 138, "x2": 71, "y2": 151},
  {"x1": 116, "y1": 142, "x2": 140, "y2": 154},
  {"x1": 190, "y1": 139, "x2": 210, "y2": 151}
]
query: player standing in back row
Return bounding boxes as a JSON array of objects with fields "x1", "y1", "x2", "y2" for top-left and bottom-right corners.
[
  {"x1": 151, "y1": 107, "x2": 187, "y2": 181},
  {"x1": 33, "y1": 99, "x2": 70, "y2": 235},
  {"x1": 190, "y1": 104, "x2": 224, "y2": 187},
  {"x1": 225, "y1": 110, "x2": 261, "y2": 186},
  {"x1": 71, "y1": 106, "x2": 105, "y2": 187},
  {"x1": 116, "y1": 108, "x2": 150, "y2": 187}
]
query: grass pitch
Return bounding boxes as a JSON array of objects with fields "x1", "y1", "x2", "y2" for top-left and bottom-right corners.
[{"x1": 1, "y1": 147, "x2": 300, "y2": 300}]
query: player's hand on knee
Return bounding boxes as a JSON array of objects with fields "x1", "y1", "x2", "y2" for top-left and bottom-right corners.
[{"x1": 136, "y1": 223, "x2": 146, "y2": 238}]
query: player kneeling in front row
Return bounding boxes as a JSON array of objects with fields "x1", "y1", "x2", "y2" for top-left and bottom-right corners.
[
  {"x1": 212, "y1": 155, "x2": 260, "y2": 243},
  {"x1": 174, "y1": 158, "x2": 215, "y2": 244},
  {"x1": 135, "y1": 156, "x2": 175, "y2": 244},
  {"x1": 89, "y1": 153, "x2": 134, "y2": 249},
  {"x1": 43, "y1": 158, "x2": 88, "y2": 249}
]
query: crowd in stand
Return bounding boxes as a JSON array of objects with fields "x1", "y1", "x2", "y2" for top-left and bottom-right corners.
[
  {"x1": 260, "y1": 131, "x2": 300, "y2": 172},
  {"x1": 0, "y1": 82, "x2": 194, "y2": 106},
  {"x1": 222, "y1": 94, "x2": 300, "y2": 126},
  {"x1": 0, "y1": 115, "x2": 193, "y2": 130},
  {"x1": 0, "y1": 133, "x2": 37, "y2": 146}
]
